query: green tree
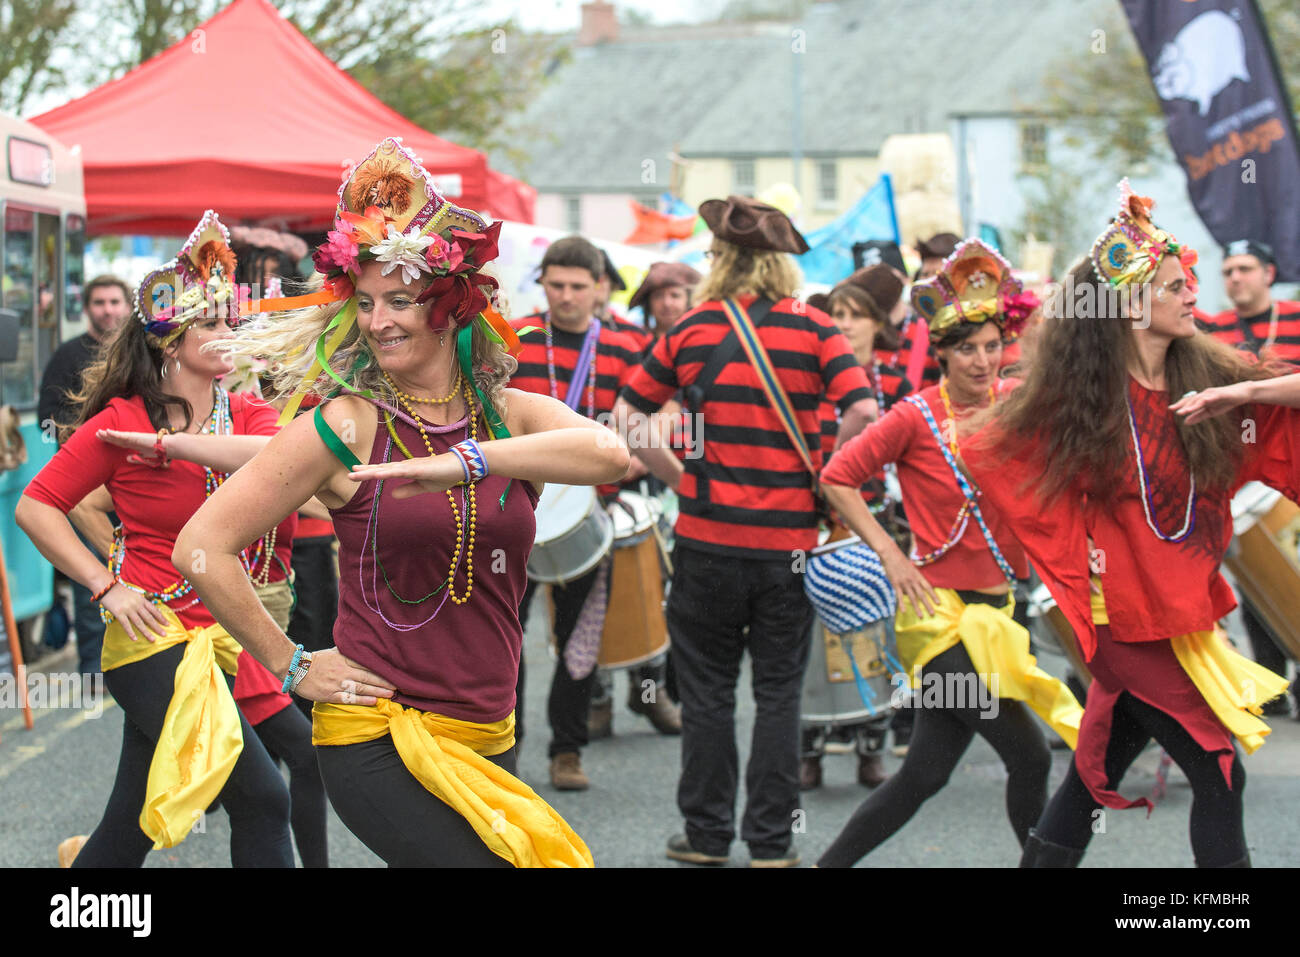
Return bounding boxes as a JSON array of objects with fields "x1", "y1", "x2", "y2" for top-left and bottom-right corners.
[{"x1": 0, "y1": 0, "x2": 79, "y2": 113}]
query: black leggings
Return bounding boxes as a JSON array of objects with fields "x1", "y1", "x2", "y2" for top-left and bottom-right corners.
[
  {"x1": 74, "y1": 644, "x2": 293, "y2": 867},
  {"x1": 254, "y1": 705, "x2": 328, "y2": 868},
  {"x1": 817, "y1": 641, "x2": 1051, "y2": 867},
  {"x1": 1033, "y1": 691, "x2": 1247, "y2": 866},
  {"x1": 315, "y1": 734, "x2": 517, "y2": 868}
]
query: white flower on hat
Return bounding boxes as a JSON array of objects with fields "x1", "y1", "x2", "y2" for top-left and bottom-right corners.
[{"x1": 370, "y1": 225, "x2": 435, "y2": 285}]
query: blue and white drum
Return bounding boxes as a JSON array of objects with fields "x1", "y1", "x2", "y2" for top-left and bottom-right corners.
[{"x1": 801, "y1": 536, "x2": 903, "y2": 724}]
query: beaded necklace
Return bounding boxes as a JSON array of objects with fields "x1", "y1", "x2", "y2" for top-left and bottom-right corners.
[
  {"x1": 869, "y1": 356, "x2": 899, "y2": 511},
  {"x1": 901, "y1": 392, "x2": 1017, "y2": 584},
  {"x1": 383, "y1": 370, "x2": 460, "y2": 406},
  {"x1": 937, "y1": 377, "x2": 995, "y2": 457},
  {"x1": 357, "y1": 383, "x2": 479, "y2": 630},
  {"x1": 544, "y1": 315, "x2": 597, "y2": 417},
  {"x1": 1125, "y1": 393, "x2": 1197, "y2": 543}
]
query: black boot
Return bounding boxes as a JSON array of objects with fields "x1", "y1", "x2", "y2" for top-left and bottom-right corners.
[{"x1": 1019, "y1": 829, "x2": 1085, "y2": 868}]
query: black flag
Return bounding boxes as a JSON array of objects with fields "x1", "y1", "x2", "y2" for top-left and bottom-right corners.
[{"x1": 1121, "y1": 0, "x2": 1300, "y2": 280}]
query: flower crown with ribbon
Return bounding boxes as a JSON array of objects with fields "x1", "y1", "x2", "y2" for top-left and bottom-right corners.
[
  {"x1": 136, "y1": 210, "x2": 241, "y2": 347},
  {"x1": 268, "y1": 138, "x2": 525, "y2": 430},
  {"x1": 910, "y1": 239, "x2": 1026, "y2": 340},
  {"x1": 1089, "y1": 179, "x2": 1198, "y2": 290}
]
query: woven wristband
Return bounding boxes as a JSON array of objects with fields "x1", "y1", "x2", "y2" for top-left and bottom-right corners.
[
  {"x1": 452, "y1": 439, "x2": 488, "y2": 482},
  {"x1": 448, "y1": 445, "x2": 472, "y2": 485}
]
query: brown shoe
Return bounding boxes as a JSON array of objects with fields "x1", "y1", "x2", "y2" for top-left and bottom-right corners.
[
  {"x1": 799, "y1": 756, "x2": 822, "y2": 790},
  {"x1": 629, "y1": 688, "x2": 682, "y2": 735},
  {"x1": 58, "y1": 835, "x2": 89, "y2": 868},
  {"x1": 550, "y1": 752, "x2": 589, "y2": 791},
  {"x1": 587, "y1": 698, "x2": 613, "y2": 740},
  {"x1": 857, "y1": 753, "x2": 888, "y2": 788}
]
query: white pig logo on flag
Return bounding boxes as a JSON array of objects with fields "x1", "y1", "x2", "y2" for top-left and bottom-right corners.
[{"x1": 1153, "y1": 10, "x2": 1250, "y2": 116}]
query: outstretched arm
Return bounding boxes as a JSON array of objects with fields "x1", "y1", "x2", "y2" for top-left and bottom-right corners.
[
  {"x1": 348, "y1": 390, "x2": 631, "y2": 498},
  {"x1": 1171, "y1": 373, "x2": 1300, "y2": 424},
  {"x1": 96, "y1": 429, "x2": 271, "y2": 473}
]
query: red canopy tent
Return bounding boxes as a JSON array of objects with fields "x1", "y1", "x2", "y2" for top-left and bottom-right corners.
[{"x1": 30, "y1": 0, "x2": 534, "y2": 235}]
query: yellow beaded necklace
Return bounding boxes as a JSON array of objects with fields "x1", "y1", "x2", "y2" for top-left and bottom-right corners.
[
  {"x1": 390, "y1": 381, "x2": 478, "y2": 605},
  {"x1": 383, "y1": 370, "x2": 460, "y2": 405}
]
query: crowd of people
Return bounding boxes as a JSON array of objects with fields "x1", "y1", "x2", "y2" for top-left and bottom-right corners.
[{"x1": 18, "y1": 136, "x2": 1300, "y2": 868}]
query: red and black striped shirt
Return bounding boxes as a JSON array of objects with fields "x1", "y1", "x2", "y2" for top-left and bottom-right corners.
[
  {"x1": 1199, "y1": 300, "x2": 1300, "y2": 363},
  {"x1": 620, "y1": 295, "x2": 873, "y2": 559},
  {"x1": 509, "y1": 312, "x2": 644, "y2": 494}
]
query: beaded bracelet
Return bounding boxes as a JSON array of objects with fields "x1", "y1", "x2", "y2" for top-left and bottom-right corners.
[
  {"x1": 451, "y1": 439, "x2": 488, "y2": 483},
  {"x1": 280, "y1": 643, "x2": 305, "y2": 695},
  {"x1": 90, "y1": 582, "x2": 116, "y2": 603}
]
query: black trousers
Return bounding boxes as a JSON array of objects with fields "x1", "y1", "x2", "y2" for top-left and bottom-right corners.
[
  {"x1": 315, "y1": 735, "x2": 516, "y2": 867},
  {"x1": 288, "y1": 536, "x2": 339, "y2": 721},
  {"x1": 254, "y1": 704, "x2": 329, "y2": 868},
  {"x1": 518, "y1": 566, "x2": 601, "y2": 758},
  {"x1": 668, "y1": 545, "x2": 813, "y2": 858},
  {"x1": 1032, "y1": 691, "x2": 1248, "y2": 866},
  {"x1": 74, "y1": 644, "x2": 293, "y2": 868},
  {"x1": 816, "y1": 641, "x2": 1050, "y2": 867}
]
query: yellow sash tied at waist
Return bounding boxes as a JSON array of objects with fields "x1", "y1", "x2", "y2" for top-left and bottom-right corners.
[
  {"x1": 312, "y1": 699, "x2": 595, "y2": 868},
  {"x1": 101, "y1": 605, "x2": 244, "y2": 850},
  {"x1": 1171, "y1": 630, "x2": 1290, "y2": 755},
  {"x1": 895, "y1": 587, "x2": 1083, "y2": 749}
]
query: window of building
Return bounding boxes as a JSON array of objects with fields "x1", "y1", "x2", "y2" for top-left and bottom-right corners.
[
  {"x1": 816, "y1": 160, "x2": 837, "y2": 206},
  {"x1": 565, "y1": 196, "x2": 582, "y2": 233},
  {"x1": 1020, "y1": 122, "x2": 1048, "y2": 170},
  {"x1": 732, "y1": 159, "x2": 756, "y2": 197}
]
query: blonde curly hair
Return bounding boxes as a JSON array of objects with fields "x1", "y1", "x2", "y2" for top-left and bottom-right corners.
[
  {"x1": 694, "y1": 238, "x2": 803, "y2": 303},
  {"x1": 218, "y1": 265, "x2": 516, "y2": 422}
]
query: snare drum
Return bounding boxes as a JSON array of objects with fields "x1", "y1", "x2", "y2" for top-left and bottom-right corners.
[
  {"x1": 528, "y1": 483, "x2": 613, "y2": 585},
  {"x1": 599, "y1": 492, "x2": 670, "y2": 669},
  {"x1": 1227, "y1": 483, "x2": 1300, "y2": 661}
]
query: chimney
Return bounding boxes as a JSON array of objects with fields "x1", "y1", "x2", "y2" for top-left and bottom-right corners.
[{"x1": 578, "y1": 2, "x2": 619, "y2": 47}]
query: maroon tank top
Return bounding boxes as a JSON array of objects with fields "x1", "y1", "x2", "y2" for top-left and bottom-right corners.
[{"x1": 329, "y1": 403, "x2": 538, "y2": 722}]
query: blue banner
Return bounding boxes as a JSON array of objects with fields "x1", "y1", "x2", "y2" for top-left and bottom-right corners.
[{"x1": 797, "y1": 173, "x2": 900, "y2": 285}]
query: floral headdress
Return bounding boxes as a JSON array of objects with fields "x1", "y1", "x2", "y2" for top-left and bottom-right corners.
[
  {"x1": 910, "y1": 239, "x2": 1026, "y2": 340},
  {"x1": 136, "y1": 210, "x2": 240, "y2": 347},
  {"x1": 268, "y1": 138, "x2": 523, "y2": 429},
  {"x1": 1089, "y1": 179, "x2": 1198, "y2": 290}
]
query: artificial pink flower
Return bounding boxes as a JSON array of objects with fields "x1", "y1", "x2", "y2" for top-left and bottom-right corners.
[{"x1": 424, "y1": 233, "x2": 464, "y2": 273}]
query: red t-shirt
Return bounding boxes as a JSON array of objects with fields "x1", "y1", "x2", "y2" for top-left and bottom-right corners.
[
  {"x1": 25, "y1": 392, "x2": 281, "y2": 629},
  {"x1": 964, "y1": 378, "x2": 1300, "y2": 656},
  {"x1": 822, "y1": 383, "x2": 1028, "y2": 589}
]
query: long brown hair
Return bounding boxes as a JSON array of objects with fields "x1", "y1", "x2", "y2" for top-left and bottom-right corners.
[
  {"x1": 64, "y1": 316, "x2": 199, "y2": 440},
  {"x1": 978, "y1": 255, "x2": 1283, "y2": 504}
]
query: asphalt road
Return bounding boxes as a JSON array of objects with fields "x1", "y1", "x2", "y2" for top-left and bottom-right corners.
[{"x1": 2, "y1": 590, "x2": 1298, "y2": 869}]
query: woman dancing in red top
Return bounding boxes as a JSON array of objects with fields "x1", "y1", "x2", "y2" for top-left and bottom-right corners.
[
  {"x1": 964, "y1": 182, "x2": 1298, "y2": 867},
  {"x1": 17, "y1": 212, "x2": 295, "y2": 866}
]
